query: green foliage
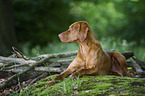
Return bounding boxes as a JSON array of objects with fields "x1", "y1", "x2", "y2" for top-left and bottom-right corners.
[
  {"x1": 13, "y1": 0, "x2": 75, "y2": 46},
  {"x1": 70, "y1": 0, "x2": 145, "y2": 43},
  {"x1": 13, "y1": 0, "x2": 145, "y2": 46},
  {"x1": 12, "y1": 75, "x2": 145, "y2": 96},
  {"x1": 21, "y1": 37, "x2": 145, "y2": 60},
  {"x1": 70, "y1": 1, "x2": 127, "y2": 39},
  {"x1": 20, "y1": 40, "x2": 79, "y2": 57},
  {"x1": 100, "y1": 37, "x2": 145, "y2": 60}
]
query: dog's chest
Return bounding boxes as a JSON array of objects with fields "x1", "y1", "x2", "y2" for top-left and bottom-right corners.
[{"x1": 80, "y1": 46, "x2": 90, "y2": 58}]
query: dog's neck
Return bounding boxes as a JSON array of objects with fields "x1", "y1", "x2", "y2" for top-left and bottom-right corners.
[{"x1": 75, "y1": 30, "x2": 103, "y2": 55}]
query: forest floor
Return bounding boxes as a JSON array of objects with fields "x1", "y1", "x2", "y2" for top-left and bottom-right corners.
[{"x1": 12, "y1": 75, "x2": 145, "y2": 96}]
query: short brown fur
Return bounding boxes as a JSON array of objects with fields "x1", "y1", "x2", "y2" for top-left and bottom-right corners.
[{"x1": 47, "y1": 21, "x2": 132, "y2": 86}]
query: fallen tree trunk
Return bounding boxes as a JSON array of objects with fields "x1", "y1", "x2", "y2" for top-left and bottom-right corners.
[
  {"x1": 0, "y1": 51, "x2": 134, "y2": 67},
  {"x1": 131, "y1": 56, "x2": 145, "y2": 70},
  {"x1": 0, "y1": 49, "x2": 144, "y2": 89},
  {"x1": 120, "y1": 51, "x2": 134, "y2": 59},
  {"x1": 0, "y1": 71, "x2": 49, "y2": 88}
]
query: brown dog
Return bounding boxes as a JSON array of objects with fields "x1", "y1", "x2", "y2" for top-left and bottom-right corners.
[{"x1": 47, "y1": 21, "x2": 132, "y2": 86}]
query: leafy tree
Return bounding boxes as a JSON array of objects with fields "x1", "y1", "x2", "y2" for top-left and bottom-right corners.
[
  {"x1": 70, "y1": 0, "x2": 145, "y2": 44},
  {"x1": 13, "y1": 0, "x2": 75, "y2": 46},
  {"x1": 13, "y1": 0, "x2": 145, "y2": 46}
]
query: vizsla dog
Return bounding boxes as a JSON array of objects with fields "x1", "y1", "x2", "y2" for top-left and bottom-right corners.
[{"x1": 47, "y1": 21, "x2": 132, "y2": 86}]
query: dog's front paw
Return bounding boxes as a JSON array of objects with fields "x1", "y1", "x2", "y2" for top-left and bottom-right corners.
[
  {"x1": 45, "y1": 81, "x2": 55, "y2": 88},
  {"x1": 69, "y1": 74, "x2": 76, "y2": 80}
]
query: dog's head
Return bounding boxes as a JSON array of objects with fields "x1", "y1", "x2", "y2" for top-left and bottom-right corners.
[{"x1": 58, "y1": 21, "x2": 89, "y2": 43}]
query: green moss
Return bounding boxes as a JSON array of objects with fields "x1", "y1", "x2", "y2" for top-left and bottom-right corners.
[{"x1": 16, "y1": 75, "x2": 145, "y2": 96}]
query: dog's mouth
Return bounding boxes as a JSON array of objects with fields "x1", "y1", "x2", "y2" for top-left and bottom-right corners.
[
  {"x1": 59, "y1": 38, "x2": 73, "y2": 43},
  {"x1": 69, "y1": 41, "x2": 73, "y2": 43}
]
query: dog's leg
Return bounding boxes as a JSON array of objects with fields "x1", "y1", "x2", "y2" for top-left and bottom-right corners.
[
  {"x1": 70, "y1": 67, "x2": 97, "y2": 79},
  {"x1": 46, "y1": 69, "x2": 73, "y2": 87},
  {"x1": 46, "y1": 58, "x2": 85, "y2": 87},
  {"x1": 111, "y1": 51, "x2": 132, "y2": 77}
]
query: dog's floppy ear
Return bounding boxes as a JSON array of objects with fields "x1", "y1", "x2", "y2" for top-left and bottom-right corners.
[{"x1": 79, "y1": 22, "x2": 89, "y2": 42}]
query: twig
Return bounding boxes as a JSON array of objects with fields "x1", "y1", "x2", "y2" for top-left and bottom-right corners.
[
  {"x1": 12, "y1": 47, "x2": 30, "y2": 60},
  {"x1": 28, "y1": 73, "x2": 48, "y2": 86},
  {"x1": 54, "y1": 59, "x2": 73, "y2": 63},
  {"x1": 117, "y1": 85, "x2": 131, "y2": 93},
  {"x1": 5, "y1": 64, "x2": 30, "y2": 70},
  {"x1": 35, "y1": 67, "x2": 64, "y2": 73},
  {"x1": 49, "y1": 59, "x2": 73, "y2": 67},
  {"x1": 17, "y1": 77, "x2": 21, "y2": 93}
]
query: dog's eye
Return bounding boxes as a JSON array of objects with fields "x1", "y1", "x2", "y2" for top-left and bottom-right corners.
[{"x1": 70, "y1": 28, "x2": 73, "y2": 31}]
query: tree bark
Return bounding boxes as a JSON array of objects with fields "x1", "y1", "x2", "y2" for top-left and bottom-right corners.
[{"x1": 0, "y1": 0, "x2": 17, "y2": 56}]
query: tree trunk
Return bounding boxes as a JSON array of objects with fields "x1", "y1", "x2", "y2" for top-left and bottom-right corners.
[{"x1": 0, "y1": 0, "x2": 17, "y2": 56}]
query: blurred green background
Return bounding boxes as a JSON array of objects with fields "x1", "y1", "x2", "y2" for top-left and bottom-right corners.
[{"x1": 0, "y1": 0, "x2": 145, "y2": 60}]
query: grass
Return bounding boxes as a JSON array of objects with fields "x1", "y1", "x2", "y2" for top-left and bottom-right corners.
[
  {"x1": 21, "y1": 37, "x2": 145, "y2": 60},
  {"x1": 15, "y1": 75, "x2": 82, "y2": 96},
  {"x1": 11, "y1": 75, "x2": 145, "y2": 96}
]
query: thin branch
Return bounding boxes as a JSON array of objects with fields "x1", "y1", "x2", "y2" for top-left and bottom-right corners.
[
  {"x1": 28, "y1": 73, "x2": 48, "y2": 87},
  {"x1": 12, "y1": 47, "x2": 30, "y2": 60}
]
